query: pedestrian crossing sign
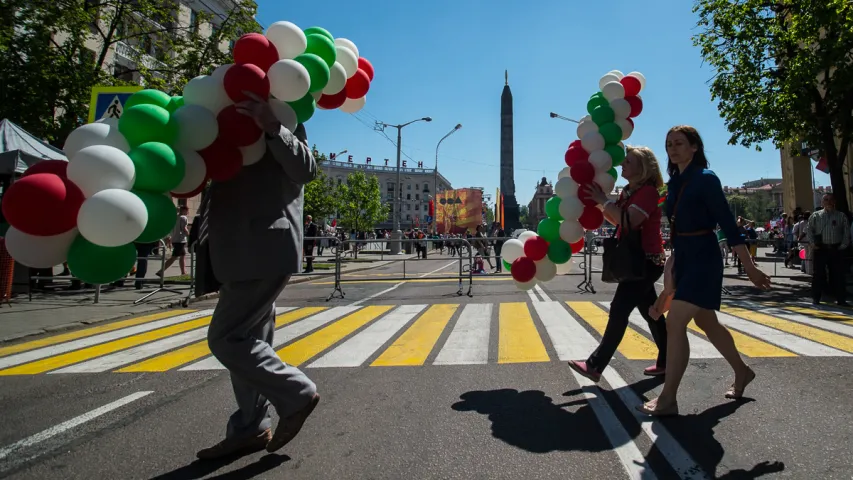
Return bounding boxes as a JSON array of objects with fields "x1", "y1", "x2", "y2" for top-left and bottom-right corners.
[{"x1": 87, "y1": 85, "x2": 143, "y2": 124}]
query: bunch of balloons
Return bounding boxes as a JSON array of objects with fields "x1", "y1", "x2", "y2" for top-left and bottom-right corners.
[{"x1": 507, "y1": 70, "x2": 647, "y2": 291}]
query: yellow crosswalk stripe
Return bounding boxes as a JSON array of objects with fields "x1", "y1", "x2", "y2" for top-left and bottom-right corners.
[
  {"x1": 277, "y1": 306, "x2": 393, "y2": 366},
  {"x1": 0, "y1": 316, "x2": 213, "y2": 375},
  {"x1": 0, "y1": 310, "x2": 194, "y2": 358},
  {"x1": 722, "y1": 306, "x2": 853, "y2": 353},
  {"x1": 781, "y1": 305, "x2": 853, "y2": 326},
  {"x1": 567, "y1": 301, "x2": 658, "y2": 360},
  {"x1": 686, "y1": 320, "x2": 795, "y2": 358},
  {"x1": 117, "y1": 307, "x2": 328, "y2": 372},
  {"x1": 498, "y1": 303, "x2": 549, "y2": 363},
  {"x1": 371, "y1": 304, "x2": 458, "y2": 366}
]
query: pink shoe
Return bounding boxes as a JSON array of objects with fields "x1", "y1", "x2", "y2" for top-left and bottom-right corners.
[
  {"x1": 568, "y1": 360, "x2": 601, "y2": 383},
  {"x1": 643, "y1": 365, "x2": 666, "y2": 377}
]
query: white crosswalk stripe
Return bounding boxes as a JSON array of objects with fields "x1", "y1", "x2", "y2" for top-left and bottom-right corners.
[{"x1": 433, "y1": 303, "x2": 492, "y2": 365}]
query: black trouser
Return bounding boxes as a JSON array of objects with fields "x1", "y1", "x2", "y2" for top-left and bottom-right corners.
[
  {"x1": 303, "y1": 243, "x2": 315, "y2": 271},
  {"x1": 813, "y1": 246, "x2": 846, "y2": 303},
  {"x1": 587, "y1": 260, "x2": 667, "y2": 372}
]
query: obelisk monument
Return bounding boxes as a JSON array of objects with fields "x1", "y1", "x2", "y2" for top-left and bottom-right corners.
[{"x1": 500, "y1": 70, "x2": 521, "y2": 230}]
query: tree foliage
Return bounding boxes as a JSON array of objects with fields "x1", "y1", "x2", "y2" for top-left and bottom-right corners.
[
  {"x1": 0, "y1": 0, "x2": 259, "y2": 146},
  {"x1": 303, "y1": 146, "x2": 339, "y2": 221},
  {"x1": 726, "y1": 192, "x2": 776, "y2": 223},
  {"x1": 692, "y1": 0, "x2": 853, "y2": 213},
  {"x1": 335, "y1": 171, "x2": 389, "y2": 234}
]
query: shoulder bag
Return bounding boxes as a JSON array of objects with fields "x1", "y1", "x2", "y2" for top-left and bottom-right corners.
[{"x1": 601, "y1": 200, "x2": 647, "y2": 283}]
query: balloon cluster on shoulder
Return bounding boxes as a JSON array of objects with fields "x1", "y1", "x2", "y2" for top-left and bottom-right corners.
[
  {"x1": 507, "y1": 70, "x2": 647, "y2": 291},
  {"x1": 0, "y1": 21, "x2": 372, "y2": 286}
]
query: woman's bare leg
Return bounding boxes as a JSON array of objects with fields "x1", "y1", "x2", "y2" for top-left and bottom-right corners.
[
  {"x1": 694, "y1": 309, "x2": 755, "y2": 397},
  {"x1": 650, "y1": 300, "x2": 700, "y2": 409}
]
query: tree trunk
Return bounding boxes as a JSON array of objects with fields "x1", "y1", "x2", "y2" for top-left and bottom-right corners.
[{"x1": 827, "y1": 154, "x2": 849, "y2": 214}]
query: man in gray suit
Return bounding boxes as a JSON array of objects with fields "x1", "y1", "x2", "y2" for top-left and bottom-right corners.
[{"x1": 196, "y1": 92, "x2": 320, "y2": 460}]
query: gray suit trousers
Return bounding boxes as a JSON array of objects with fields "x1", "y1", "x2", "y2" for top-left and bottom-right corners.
[{"x1": 207, "y1": 276, "x2": 317, "y2": 439}]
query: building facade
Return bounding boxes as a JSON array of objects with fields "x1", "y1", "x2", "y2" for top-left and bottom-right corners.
[
  {"x1": 318, "y1": 155, "x2": 453, "y2": 231},
  {"x1": 527, "y1": 177, "x2": 554, "y2": 225}
]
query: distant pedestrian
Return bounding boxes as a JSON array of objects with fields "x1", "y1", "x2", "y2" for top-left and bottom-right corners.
[
  {"x1": 156, "y1": 205, "x2": 189, "y2": 277},
  {"x1": 808, "y1": 193, "x2": 850, "y2": 306}
]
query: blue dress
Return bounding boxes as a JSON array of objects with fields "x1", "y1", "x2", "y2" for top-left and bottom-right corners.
[{"x1": 665, "y1": 163, "x2": 745, "y2": 310}]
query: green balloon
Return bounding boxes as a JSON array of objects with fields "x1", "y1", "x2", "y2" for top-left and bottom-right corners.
[
  {"x1": 591, "y1": 105, "x2": 615, "y2": 126},
  {"x1": 605, "y1": 144, "x2": 626, "y2": 166},
  {"x1": 607, "y1": 167, "x2": 618, "y2": 179},
  {"x1": 67, "y1": 236, "x2": 137, "y2": 285},
  {"x1": 128, "y1": 142, "x2": 186, "y2": 193},
  {"x1": 305, "y1": 33, "x2": 337, "y2": 68},
  {"x1": 166, "y1": 96, "x2": 184, "y2": 113},
  {"x1": 119, "y1": 104, "x2": 178, "y2": 147},
  {"x1": 288, "y1": 93, "x2": 317, "y2": 124},
  {"x1": 545, "y1": 197, "x2": 563, "y2": 221},
  {"x1": 295, "y1": 53, "x2": 330, "y2": 93},
  {"x1": 547, "y1": 240, "x2": 572, "y2": 264},
  {"x1": 537, "y1": 218, "x2": 561, "y2": 243},
  {"x1": 304, "y1": 26, "x2": 333, "y2": 42},
  {"x1": 503, "y1": 259, "x2": 512, "y2": 272},
  {"x1": 125, "y1": 89, "x2": 171, "y2": 110},
  {"x1": 586, "y1": 95, "x2": 609, "y2": 115},
  {"x1": 134, "y1": 191, "x2": 178, "y2": 243},
  {"x1": 599, "y1": 122, "x2": 623, "y2": 145}
]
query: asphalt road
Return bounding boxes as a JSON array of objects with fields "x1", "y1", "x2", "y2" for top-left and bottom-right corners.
[{"x1": 1, "y1": 251, "x2": 851, "y2": 479}]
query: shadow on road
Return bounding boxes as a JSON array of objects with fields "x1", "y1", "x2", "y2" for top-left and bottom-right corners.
[{"x1": 149, "y1": 452, "x2": 289, "y2": 480}]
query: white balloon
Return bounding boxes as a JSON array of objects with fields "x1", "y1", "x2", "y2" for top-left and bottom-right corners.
[
  {"x1": 559, "y1": 220, "x2": 584, "y2": 244},
  {"x1": 598, "y1": 73, "x2": 621, "y2": 91},
  {"x1": 555, "y1": 260, "x2": 573, "y2": 275},
  {"x1": 68, "y1": 145, "x2": 135, "y2": 197},
  {"x1": 558, "y1": 195, "x2": 584, "y2": 220},
  {"x1": 616, "y1": 118, "x2": 634, "y2": 140},
  {"x1": 602, "y1": 81, "x2": 626, "y2": 101},
  {"x1": 173, "y1": 105, "x2": 218, "y2": 151},
  {"x1": 594, "y1": 172, "x2": 617, "y2": 195},
  {"x1": 339, "y1": 96, "x2": 366, "y2": 114},
  {"x1": 518, "y1": 230, "x2": 538, "y2": 244},
  {"x1": 267, "y1": 59, "x2": 311, "y2": 102},
  {"x1": 311, "y1": 91, "x2": 323, "y2": 101},
  {"x1": 554, "y1": 177, "x2": 579, "y2": 199},
  {"x1": 334, "y1": 38, "x2": 359, "y2": 59},
  {"x1": 5, "y1": 226, "x2": 78, "y2": 268},
  {"x1": 240, "y1": 133, "x2": 267, "y2": 166},
  {"x1": 609, "y1": 70, "x2": 625, "y2": 79},
  {"x1": 581, "y1": 131, "x2": 606, "y2": 152},
  {"x1": 335, "y1": 46, "x2": 359, "y2": 79},
  {"x1": 183, "y1": 75, "x2": 231, "y2": 114},
  {"x1": 210, "y1": 64, "x2": 232, "y2": 81},
  {"x1": 64, "y1": 120, "x2": 129, "y2": 159},
  {"x1": 534, "y1": 258, "x2": 557, "y2": 282},
  {"x1": 577, "y1": 119, "x2": 598, "y2": 139},
  {"x1": 269, "y1": 99, "x2": 298, "y2": 132},
  {"x1": 172, "y1": 149, "x2": 207, "y2": 194},
  {"x1": 77, "y1": 189, "x2": 148, "y2": 247},
  {"x1": 589, "y1": 150, "x2": 613, "y2": 172},
  {"x1": 501, "y1": 239, "x2": 525, "y2": 263},
  {"x1": 609, "y1": 98, "x2": 632, "y2": 119},
  {"x1": 266, "y1": 21, "x2": 307, "y2": 60},
  {"x1": 557, "y1": 167, "x2": 572, "y2": 180},
  {"x1": 323, "y1": 62, "x2": 348, "y2": 95},
  {"x1": 514, "y1": 278, "x2": 537, "y2": 291},
  {"x1": 627, "y1": 71, "x2": 646, "y2": 91}
]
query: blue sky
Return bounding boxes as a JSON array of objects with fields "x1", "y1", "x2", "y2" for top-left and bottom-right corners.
[{"x1": 256, "y1": 0, "x2": 830, "y2": 207}]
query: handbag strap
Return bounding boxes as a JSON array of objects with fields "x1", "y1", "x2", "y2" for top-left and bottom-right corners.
[{"x1": 669, "y1": 180, "x2": 691, "y2": 240}]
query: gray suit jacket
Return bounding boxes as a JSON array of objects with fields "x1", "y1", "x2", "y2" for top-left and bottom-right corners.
[{"x1": 205, "y1": 125, "x2": 317, "y2": 283}]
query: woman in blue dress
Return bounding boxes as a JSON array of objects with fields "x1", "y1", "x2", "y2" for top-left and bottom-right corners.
[{"x1": 637, "y1": 125, "x2": 771, "y2": 417}]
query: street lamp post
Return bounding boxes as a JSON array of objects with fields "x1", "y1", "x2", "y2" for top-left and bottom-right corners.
[
  {"x1": 549, "y1": 112, "x2": 581, "y2": 124},
  {"x1": 376, "y1": 117, "x2": 432, "y2": 254},
  {"x1": 433, "y1": 124, "x2": 462, "y2": 233}
]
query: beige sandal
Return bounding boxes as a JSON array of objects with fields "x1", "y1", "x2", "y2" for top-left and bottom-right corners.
[
  {"x1": 636, "y1": 399, "x2": 679, "y2": 417},
  {"x1": 725, "y1": 367, "x2": 756, "y2": 399}
]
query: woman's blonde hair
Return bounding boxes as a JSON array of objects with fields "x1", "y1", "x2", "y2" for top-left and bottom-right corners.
[{"x1": 625, "y1": 145, "x2": 665, "y2": 190}]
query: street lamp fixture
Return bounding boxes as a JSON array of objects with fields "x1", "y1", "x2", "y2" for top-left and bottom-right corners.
[
  {"x1": 549, "y1": 112, "x2": 581, "y2": 124},
  {"x1": 433, "y1": 123, "x2": 463, "y2": 233}
]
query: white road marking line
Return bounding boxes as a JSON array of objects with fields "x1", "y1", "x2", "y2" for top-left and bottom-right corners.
[
  {"x1": 433, "y1": 303, "x2": 492, "y2": 365},
  {"x1": 733, "y1": 300, "x2": 853, "y2": 337},
  {"x1": 308, "y1": 305, "x2": 426, "y2": 368},
  {"x1": 534, "y1": 301, "x2": 600, "y2": 360},
  {"x1": 534, "y1": 284, "x2": 552, "y2": 302},
  {"x1": 526, "y1": 289, "x2": 540, "y2": 303},
  {"x1": 717, "y1": 311, "x2": 849, "y2": 357},
  {"x1": 350, "y1": 261, "x2": 458, "y2": 306},
  {"x1": 0, "y1": 391, "x2": 153, "y2": 462},
  {"x1": 0, "y1": 311, "x2": 214, "y2": 370},
  {"x1": 179, "y1": 306, "x2": 360, "y2": 371}
]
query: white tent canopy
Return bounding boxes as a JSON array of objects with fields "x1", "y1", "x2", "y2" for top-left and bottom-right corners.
[{"x1": 0, "y1": 119, "x2": 67, "y2": 176}]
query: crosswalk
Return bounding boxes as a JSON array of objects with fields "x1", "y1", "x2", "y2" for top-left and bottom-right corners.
[{"x1": 0, "y1": 300, "x2": 851, "y2": 376}]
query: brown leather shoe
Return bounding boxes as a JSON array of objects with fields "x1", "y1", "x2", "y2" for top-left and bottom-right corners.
[
  {"x1": 196, "y1": 428, "x2": 272, "y2": 460},
  {"x1": 266, "y1": 393, "x2": 320, "y2": 453}
]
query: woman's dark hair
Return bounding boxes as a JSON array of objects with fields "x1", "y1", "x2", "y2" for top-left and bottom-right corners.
[{"x1": 666, "y1": 125, "x2": 709, "y2": 179}]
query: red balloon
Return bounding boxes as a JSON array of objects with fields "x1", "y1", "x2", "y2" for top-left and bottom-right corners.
[
  {"x1": 577, "y1": 184, "x2": 598, "y2": 207},
  {"x1": 217, "y1": 105, "x2": 263, "y2": 147},
  {"x1": 2, "y1": 173, "x2": 83, "y2": 236},
  {"x1": 232, "y1": 33, "x2": 279, "y2": 72},
  {"x1": 579, "y1": 206, "x2": 604, "y2": 230},
  {"x1": 511, "y1": 257, "x2": 536, "y2": 283},
  {"x1": 570, "y1": 161, "x2": 595, "y2": 184},
  {"x1": 523, "y1": 236, "x2": 549, "y2": 262},
  {"x1": 620, "y1": 76, "x2": 642, "y2": 97},
  {"x1": 223, "y1": 63, "x2": 270, "y2": 103},
  {"x1": 199, "y1": 138, "x2": 243, "y2": 181},
  {"x1": 318, "y1": 89, "x2": 347, "y2": 109},
  {"x1": 171, "y1": 180, "x2": 208, "y2": 199},
  {"x1": 565, "y1": 144, "x2": 589, "y2": 167},
  {"x1": 357, "y1": 57, "x2": 374, "y2": 81},
  {"x1": 626, "y1": 96, "x2": 644, "y2": 118},
  {"x1": 345, "y1": 69, "x2": 371, "y2": 99},
  {"x1": 23, "y1": 160, "x2": 69, "y2": 178},
  {"x1": 570, "y1": 238, "x2": 585, "y2": 254}
]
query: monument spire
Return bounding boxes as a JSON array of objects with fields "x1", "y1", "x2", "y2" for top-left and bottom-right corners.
[
  {"x1": 505, "y1": 70, "x2": 508, "y2": 85},
  {"x1": 499, "y1": 69, "x2": 520, "y2": 229}
]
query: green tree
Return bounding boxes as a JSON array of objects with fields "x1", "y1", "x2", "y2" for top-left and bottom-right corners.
[
  {"x1": 519, "y1": 205, "x2": 530, "y2": 228},
  {"x1": 303, "y1": 146, "x2": 339, "y2": 222},
  {"x1": 0, "y1": 0, "x2": 259, "y2": 146},
  {"x1": 692, "y1": 0, "x2": 853, "y2": 213},
  {"x1": 336, "y1": 170, "x2": 388, "y2": 236},
  {"x1": 484, "y1": 205, "x2": 495, "y2": 225},
  {"x1": 727, "y1": 192, "x2": 776, "y2": 223},
  {"x1": 727, "y1": 194, "x2": 752, "y2": 219}
]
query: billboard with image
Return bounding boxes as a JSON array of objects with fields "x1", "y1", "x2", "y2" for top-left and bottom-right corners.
[{"x1": 436, "y1": 188, "x2": 484, "y2": 234}]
